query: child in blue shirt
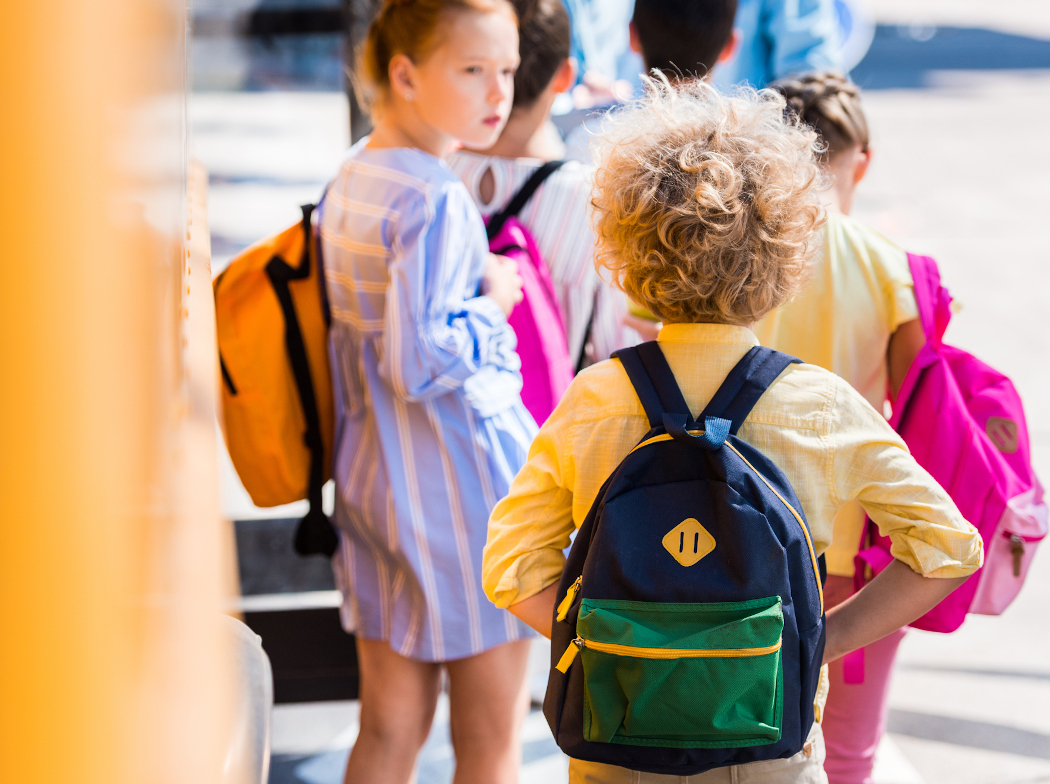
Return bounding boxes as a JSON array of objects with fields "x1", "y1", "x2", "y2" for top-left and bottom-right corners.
[{"x1": 321, "y1": 2, "x2": 533, "y2": 782}]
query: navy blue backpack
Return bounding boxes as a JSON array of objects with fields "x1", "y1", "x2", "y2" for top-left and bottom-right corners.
[{"x1": 543, "y1": 342, "x2": 825, "y2": 775}]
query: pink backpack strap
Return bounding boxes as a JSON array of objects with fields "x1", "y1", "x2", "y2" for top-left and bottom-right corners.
[
  {"x1": 906, "y1": 253, "x2": 952, "y2": 347},
  {"x1": 845, "y1": 538, "x2": 896, "y2": 684}
]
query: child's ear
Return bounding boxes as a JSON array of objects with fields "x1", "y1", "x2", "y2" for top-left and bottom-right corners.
[
  {"x1": 388, "y1": 53, "x2": 418, "y2": 102},
  {"x1": 717, "y1": 30, "x2": 740, "y2": 64},
  {"x1": 552, "y1": 57, "x2": 577, "y2": 94},
  {"x1": 628, "y1": 21, "x2": 642, "y2": 55},
  {"x1": 854, "y1": 147, "x2": 872, "y2": 185}
]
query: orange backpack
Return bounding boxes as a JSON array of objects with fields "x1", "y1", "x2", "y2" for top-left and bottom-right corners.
[{"x1": 213, "y1": 203, "x2": 338, "y2": 556}]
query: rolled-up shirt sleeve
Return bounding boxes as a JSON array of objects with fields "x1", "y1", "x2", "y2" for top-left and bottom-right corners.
[
  {"x1": 378, "y1": 183, "x2": 519, "y2": 402},
  {"x1": 827, "y1": 378, "x2": 984, "y2": 578},
  {"x1": 483, "y1": 382, "x2": 580, "y2": 608}
]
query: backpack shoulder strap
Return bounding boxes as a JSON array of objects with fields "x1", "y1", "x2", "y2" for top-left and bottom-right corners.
[
  {"x1": 635, "y1": 341, "x2": 693, "y2": 420},
  {"x1": 574, "y1": 291, "x2": 599, "y2": 374},
  {"x1": 612, "y1": 341, "x2": 692, "y2": 430},
  {"x1": 268, "y1": 202, "x2": 337, "y2": 558},
  {"x1": 486, "y1": 160, "x2": 567, "y2": 240},
  {"x1": 906, "y1": 252, "x2": 951, "y2": 346},
  {"x1": 700, "y1": 346, "x2": 801, "y2": 435},
  {"x1": 313, "y1": 193, "x2": 332, "y2": 328}
]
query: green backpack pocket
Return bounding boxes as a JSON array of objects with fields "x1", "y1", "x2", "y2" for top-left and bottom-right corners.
[{"x1": 572, "y1": 596, "x2": 784, "y2": 749}]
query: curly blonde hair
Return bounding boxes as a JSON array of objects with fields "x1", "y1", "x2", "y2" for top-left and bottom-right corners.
[{"x1": 591, "y1": 77, "x2": 826, "y2": 326}]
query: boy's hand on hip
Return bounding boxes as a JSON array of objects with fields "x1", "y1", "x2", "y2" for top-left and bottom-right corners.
[
  {"x1": 482, "y1": 252, "x2": 523, "y2": 318},
  {"x1": 508, "y1": 583, "x2": 559, "y2": 639},
  {"x1": 823, "y1": 559, "x2": 967, "y2": 664}
]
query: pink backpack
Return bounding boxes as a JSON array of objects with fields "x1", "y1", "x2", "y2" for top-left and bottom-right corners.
[
  {"x1": 855, "y1": 253, "x2": 1047, "y2": 632},
  {"x1": 486, "y1": 161, "x2": 574, "y2": 425}
]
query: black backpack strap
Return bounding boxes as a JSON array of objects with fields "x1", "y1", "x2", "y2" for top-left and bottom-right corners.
[
  {"x1": 266, "y1": 203, "x2": 338, "y2": 558},
  {"x1": 486, "y1": 160, "x2": 567, "y2": 241},
  {"x1": 612, "y1": 341, "x2": 693, "y2": 430},
  {"x1": 635, "y1": 341, "x2": 693, "y2": 420},
  {"x1": 700, "y1": 346, "x2": 801, "y2": 435},
  {"x1": 314, "y1": 190, "x2": 332, "y2": 329},
  {"x1": 573, "y1": 291, "x2": 598, "y2": 374},
  {"x1": 612, "y1": 345, "x2": 664, "y2": 429}
]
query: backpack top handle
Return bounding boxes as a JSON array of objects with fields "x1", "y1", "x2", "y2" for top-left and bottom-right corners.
[{"x1": 615, "y1": 342, "x2": 728, "y2": 448}]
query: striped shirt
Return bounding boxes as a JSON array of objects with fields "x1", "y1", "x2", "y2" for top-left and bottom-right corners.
[
  {"x1": 322, "y1": 142, "x2": 535, "y2": 661},
  {"x1": 447, "y1": 150, "x2": 639, "y2": 367}
]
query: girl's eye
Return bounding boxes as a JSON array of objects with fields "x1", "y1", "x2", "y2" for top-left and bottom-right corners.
[
  {"x1": 502, "y1": 68, "x2": 516, "y2": 77},
  {"x1": 465, "y1": 66, "x2": 482, "y2": 75}
]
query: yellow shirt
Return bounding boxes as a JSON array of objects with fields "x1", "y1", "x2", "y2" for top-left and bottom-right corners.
[
  {"x1": 754, "y1": 213, "x2": 919, "y2": 575},
  {"x1": 483, "y1": 324, "x2": 982, "y2": 610}
]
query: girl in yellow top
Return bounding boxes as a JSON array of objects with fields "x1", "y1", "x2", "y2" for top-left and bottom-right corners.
[
  {"x1": 754, "y1": 71, "x2": 926, "y2": 784},
  {"x1": 482, "y1": 78, "x2": 982, "y2": 784}
]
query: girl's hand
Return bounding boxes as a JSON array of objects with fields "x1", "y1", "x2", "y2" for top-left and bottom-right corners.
[{"x1": 482, "y1": 253, "x2": 523, "y2": 318}]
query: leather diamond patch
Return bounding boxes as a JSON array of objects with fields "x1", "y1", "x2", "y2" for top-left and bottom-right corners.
[
  {"x1": 662, "y1": 518, "x2": 716, "y2": 567},
  {"x1": 986, "y1": 416, "x2": 1019, "y2": 454}
]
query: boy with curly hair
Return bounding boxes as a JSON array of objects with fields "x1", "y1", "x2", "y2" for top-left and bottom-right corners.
[{"x1": 482, "y1": 79, "x2": 982, "y2": 783}]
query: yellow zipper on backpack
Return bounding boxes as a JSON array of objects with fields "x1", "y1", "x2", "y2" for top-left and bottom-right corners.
[
  {"x1": 723, "y1": 442, "x2": 824, "y2": 615},
  {"x1": 555, "y1": 635, "x2": 781, "y2": 673},
  {"x1": 556, "y1": 576, "x2": 583, "y2": 622}
]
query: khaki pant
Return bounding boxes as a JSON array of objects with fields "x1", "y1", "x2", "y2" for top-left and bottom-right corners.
[{"x1": 569, "y1": 723, "x2": 827, "y2": 784}]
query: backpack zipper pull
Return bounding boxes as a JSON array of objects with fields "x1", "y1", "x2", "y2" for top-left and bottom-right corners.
[
  {"x1": 556, "y1": 576, "x2": 583, "y2": 622},
  {"x1": 555, "y1": 637, "x2": 584, "y2": 673},
  {"x1": 1010, "y1": 534, "x2": 1025, "y2": 577}
]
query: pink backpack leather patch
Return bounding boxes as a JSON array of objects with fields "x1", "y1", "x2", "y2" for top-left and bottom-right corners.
[
  {"x1": 486, "y1": 161, "x2": 574, "y2": 425},
  {"x1": 855, "y1": 254, "x2": 1047, "y2": 633}
]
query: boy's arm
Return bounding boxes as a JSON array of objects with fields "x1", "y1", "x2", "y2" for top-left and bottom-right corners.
[
  {"x1": 824, "y1": 560, "x2": 966, "y2": 663},
  {"x1": 508, "y1": 584, "x2": 561, "y2": 639},
  {"x1": 828, "y1": 378, "x2": 983, "y2": 579},
  {"x1": 482, "y1": 385, "x2": 580, "y2": 620},
  {"x1": 821, "y1": 377, "x2": 982, "y2": 651}
]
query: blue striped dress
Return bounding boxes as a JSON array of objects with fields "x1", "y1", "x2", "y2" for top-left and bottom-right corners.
[{"x1": 320, "y1": 142, "x2": 537, "y2": 661}]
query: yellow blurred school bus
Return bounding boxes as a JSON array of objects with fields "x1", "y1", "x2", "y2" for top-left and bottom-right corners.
[{"x1": 0, "y1": 1, "x2": 245, "y2": 781}]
